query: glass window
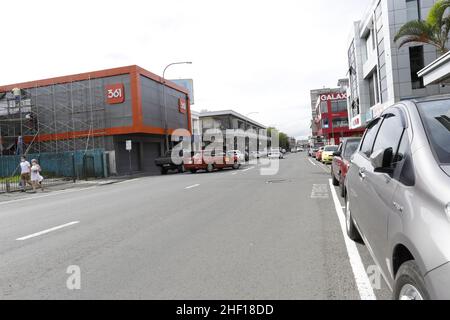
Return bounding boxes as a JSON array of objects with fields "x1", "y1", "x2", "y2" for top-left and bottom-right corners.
[
  {"x1": 406, "y1": 0, "x2": 420, "y2": 21},
  {"x1": 331, "y1": 100, "x2": 348, "y2": 113},
  {"x1": 344, "y1": 140, "x2": 361, "y2": 159},
  {"x1": 417, "y1": 100, "x2": 450, "y2": 164},
  {"x1": 332, "y1": 117, "x2": 349, "y2": 128},
  {"x1": 324, "y1": 146, "x2": 339, "y2": 152},
  {"x1": 372, "y1": 111, "x2": 405, "y2": 160},
  {"x1": 320, "y1": 101, "x2": 328, "y2": 113},
  {"x1": 322, "y1": 118, "x2": 329, "y2": 129},
  {"x1": 409, "y1": 46, "x2": 425, "y2": 89},
  {"x1": 392, "y1": 131, "x2": 415, "y2": 186},
  {"x1": 360, "y1": 117, "x2": 382, "y2": 157}
]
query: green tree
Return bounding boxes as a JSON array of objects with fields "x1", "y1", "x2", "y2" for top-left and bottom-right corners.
[
  {"x1": 267, "y1": 127, "x2": 290, "y2": 150},
  {"x1": 394, "y1": 0, "x2": 450, "y2": 55}
]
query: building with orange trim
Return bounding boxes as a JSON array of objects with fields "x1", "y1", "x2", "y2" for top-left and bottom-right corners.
[{"x1": 0, "y1": 65, "x2": 192, "y2": 175}]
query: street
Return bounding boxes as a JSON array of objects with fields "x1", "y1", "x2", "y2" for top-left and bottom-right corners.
[{"x1": 0, "y1": 153, "x2": 391, "y2": 300}]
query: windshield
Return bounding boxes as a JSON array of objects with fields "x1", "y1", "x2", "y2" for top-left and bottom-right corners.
[
  {"x1": 343, "y1": 140, "x2": 360, "y2": 158},
  {"x1": 324, "y1": 146, "x2": 338, "y2": 152},
  {"x1": 417, "y1": 100, "x2": 450, "y2": 164}
]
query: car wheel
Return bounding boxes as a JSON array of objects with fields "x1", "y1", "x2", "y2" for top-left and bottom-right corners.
[
  {"x1": 233, "y1": 162, "x2": 240, "y2": 170},
  {"x1": 331, "y1": 168, "x2": 339, "y2": 186},
  {"x1": 178, "y1": 166, "x2": 185, "y2": 174},
  {"x1": 161, "y1": 168, "x2": 167, "y2": 175},
  {"x1": 190, "y1": 170, "x2": 197, "y2": 174},
  {"x1": 393, "y1": 261, "x2": 430, "y2": 300},
  {"x1": 345, "y1": 195, "x2": 362, "y2": 242},
  {"x1": 206, "y1": 164, "x2": 214, "y2": 173}
]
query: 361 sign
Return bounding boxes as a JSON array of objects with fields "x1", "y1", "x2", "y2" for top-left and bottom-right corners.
[
  {"x1": 178, "y1": 98, "x2": 187, "y2": 114},
  {"x1": 106, "y1": 84, "x2": 125, "y2": 104}
]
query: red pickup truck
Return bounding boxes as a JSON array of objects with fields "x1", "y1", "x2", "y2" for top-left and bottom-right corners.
[
  {"x1": 331, "y1": 138, "x2": 361, "y2": 197},
  {"x1": 184, "y1": 150, "x2": 241, "y2": 173}
]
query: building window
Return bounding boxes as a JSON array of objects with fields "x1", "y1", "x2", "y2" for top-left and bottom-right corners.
[
  {"x1": 331, "y1": 100, "x2": 348, "y2": 113},
  {"x1": 409, "y1": 46, "x2": 425, "y2": 89},
  {"x1": 332, "y1": 117, "x2": 349, "y2": 128},
  {"x1": 320, "y1": 101, "x2": 328, "y2": 114},
  {"x1": 406, "y1": 0, "x2": 421, "y2": 21},
  {"x1": 368, "y1": 70, "x2": 379, "y2": 107},
  {"x1": 322, "y1": 118, "x2": 329, "y2": 129}
]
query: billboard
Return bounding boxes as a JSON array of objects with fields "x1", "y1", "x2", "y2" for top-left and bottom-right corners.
[{"x1": 171, "y1": 79, "x2": 195, "y2": 105}]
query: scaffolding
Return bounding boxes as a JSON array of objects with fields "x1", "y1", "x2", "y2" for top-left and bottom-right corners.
[{"x1": 0, "y1": 78, "x2": 106, "y2": 157}]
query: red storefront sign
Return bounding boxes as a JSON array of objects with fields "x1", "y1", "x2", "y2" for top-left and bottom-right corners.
[{"x1": 106, "y1": 84, "x2": 125, "y2": 104}]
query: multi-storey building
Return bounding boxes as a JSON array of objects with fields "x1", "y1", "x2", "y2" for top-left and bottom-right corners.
[{"x1": 347, "y1": 0, "x2": 450, "y2": 130}]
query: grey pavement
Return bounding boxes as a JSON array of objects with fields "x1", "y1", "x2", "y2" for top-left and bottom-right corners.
[{"x1": 0, "y1": 153, "x2": 391, "y2": 299}]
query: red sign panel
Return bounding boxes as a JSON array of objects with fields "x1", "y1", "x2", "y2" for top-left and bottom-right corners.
[
  {"x1": 179, "y1": 98, "x2": 187, "y2": 114},
  {"x1": 106, "y1": 84, "x2": 125, "y2": 104}
]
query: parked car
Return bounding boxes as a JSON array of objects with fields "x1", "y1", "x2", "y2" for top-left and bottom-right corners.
[
  {"x1": 268, "y1": 149, "x2": 284, "y2": 159},
  {"x1": 331, "y1": 138, "x2": 361, "y2": 197},
  {"x1": 321, "y1": 145, "x2": 339, "y2": 164},
  {"x1": 297, "y1": 148, "x2": 305, "y2": 152},
  {"x1": 316, "y1": 147, "x2": 324, "y2": 161},
  {"x1": 344, "y1": 97, "x2": 450, "y2": 300},
  {"x1": 184, "y1": 150, "x2": 240, "y2": 173},
  {"x1": 155, "y1": 150, "x2": 185, "y2": 175},
  {"x1": 227, "y1": 150, "x2": 245, "y2": 162},
  {"x1": 309, "y1": 148, "x2": 319, "y2": 157}
]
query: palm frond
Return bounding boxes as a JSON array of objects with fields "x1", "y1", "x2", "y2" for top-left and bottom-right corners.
[
  {"x1": 427, "y1": 0, "x2": 450, "y2": 28},
  {"x1": 394, "y1": 20, "x2": 435, "y2": 43}
]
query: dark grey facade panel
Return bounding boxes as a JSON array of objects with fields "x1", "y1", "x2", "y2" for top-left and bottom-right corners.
[
  {"x1": 27, "y1": 74, "x2": 133, "y2": 135},
  {"x1": 140, "y1": 75, "x2": 188, "y2": 130}
]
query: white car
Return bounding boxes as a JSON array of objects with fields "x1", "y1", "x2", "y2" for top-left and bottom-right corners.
[
  {"x1": 268, "y1": 149, "x2": 284, "y2": 159},
  {"x1": 227, "y1": 150, "x2": 245, "y2": 162}
]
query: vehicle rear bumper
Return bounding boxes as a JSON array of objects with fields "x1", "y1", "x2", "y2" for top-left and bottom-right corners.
[{"x1": 425, "y1": 262, "x2": 450, "y2": 299}]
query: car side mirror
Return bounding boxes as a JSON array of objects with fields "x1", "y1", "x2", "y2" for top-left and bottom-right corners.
[{"x1": 370, "y1": 148, "x2": 394, "y2": 174}]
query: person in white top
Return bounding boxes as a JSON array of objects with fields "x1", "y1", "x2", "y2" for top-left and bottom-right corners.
[
  {"x1": 30, "y1": 159, "x2": 44, "y2": 192},
  {"x1": 19, "y1": 156, "x2": 32, "y2": 192}
]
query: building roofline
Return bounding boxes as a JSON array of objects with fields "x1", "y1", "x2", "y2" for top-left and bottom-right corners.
[
  {"x1": 199, "y1": 110, "x2": 267, "y2": 129},
  {"x1": 0, "y1": 65, "x2": 189, "y2": 95},
  {"x1": 417, "y1": 51, "x2": 450, "y2": 85}
]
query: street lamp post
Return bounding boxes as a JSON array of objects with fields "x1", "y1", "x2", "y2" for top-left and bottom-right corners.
[{"x1": 162, "y1": 61, "x2": 192, "y2": 152}]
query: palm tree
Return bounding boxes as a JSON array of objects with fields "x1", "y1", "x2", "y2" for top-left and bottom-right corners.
[{"x1": 394, "y1": 0, "x2": 450, "y2": 55}]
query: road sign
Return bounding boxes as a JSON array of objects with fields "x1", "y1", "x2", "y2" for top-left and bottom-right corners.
[{"x1": 126, "y1": 140, "x2": 132, "y2": 151}]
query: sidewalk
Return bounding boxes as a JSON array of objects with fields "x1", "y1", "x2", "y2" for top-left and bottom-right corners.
[{"x1": 0, "y1": 177, "x2": 130, "y2": 203}]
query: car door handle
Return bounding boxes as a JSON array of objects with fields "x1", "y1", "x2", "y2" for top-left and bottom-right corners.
[
  {"x1": 393, "y1": 202, "x2": 404, "y2": 213},
  {"x1": 358, "y1": 168, "x2": 366, "y2": 180}
]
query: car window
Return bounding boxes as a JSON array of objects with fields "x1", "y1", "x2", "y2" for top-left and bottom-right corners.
[
  {"x1": 360, "y1": 117, "x2": 382, "y2": 157},
  {"x1": 372, "y1": 110, "x2": 405, "y2": 162},
  {"x1": 392, "y1": 132, "x2": 415, "y2": 186},
  {"x1": 343, "y1": 141, "x2": 360, "y2": 159},
  {"x1": 416, "y1": 100, "x2": 450, "y2": 164},
  {"x1": 324, "y1": 146, "x2": 338, "y2": 152}
]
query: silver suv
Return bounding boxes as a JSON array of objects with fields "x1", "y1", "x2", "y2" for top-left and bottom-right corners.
[{"x1": 344, "y1": 96, "x2": 450, "y2": 300}]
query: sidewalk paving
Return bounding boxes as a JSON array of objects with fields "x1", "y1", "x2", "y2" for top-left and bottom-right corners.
[{"x1": 0, "y1": 177, "x2": 130, "y2": 203}]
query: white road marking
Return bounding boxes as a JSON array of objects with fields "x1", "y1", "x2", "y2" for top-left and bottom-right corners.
[
  {"x1": 0, "y1": 187, "x2": 98, "y2": 206},
  {"x1": 242, "y1": 167, "x2": 255, "y2": 172},
  {"x1": 232, "y1": 172, "x2": 238, "y2": 175},
  {"x1": 16, "y1": 221, "x2": 80, "y2": 241},
  {"x1": 308, "y1": 158, "x2": 317, "y2": 166},
  {"x1": 311, "y1": 184, "x2": 329, "y2": 199},
  {"x1": 185, "y1": 184, "x2": 200, "y2": 190},
  {"x1": 115, "y1": 178, "x2": 141, "y2": 185},
  {"x1": 328, "y1": 179, "x2": 377, "y2": 300}
]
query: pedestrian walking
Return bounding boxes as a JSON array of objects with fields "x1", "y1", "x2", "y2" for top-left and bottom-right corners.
[
  {"x1": 19, "y1": 156, "x2": 32, "y2": 192},
  {"x1": 30, "y1": 159, "x2": 44, "y2": 192}
]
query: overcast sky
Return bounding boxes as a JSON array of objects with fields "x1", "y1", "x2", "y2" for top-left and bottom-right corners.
[{"x1": 1, "y1": 0, "x2": 371, "y2": 139}]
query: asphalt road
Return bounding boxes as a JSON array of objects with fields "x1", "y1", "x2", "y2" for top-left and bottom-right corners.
[{"x1": 0, "y1": 153, "x2": 392, "y2": 300}]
